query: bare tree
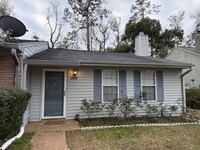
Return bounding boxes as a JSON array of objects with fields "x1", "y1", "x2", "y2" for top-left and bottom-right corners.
[
  {"x1": 57, "y1": 29, "x2": 80, "y2": 49},
  {"x1": 130, "y1": 0, "x2": 161, "y2": 22},
  {"x1": 110, "y1": 15, "x2": 121, "y2": 46},
  {"x1": 168, "y1": 11, "x2": 185, "y2": 30},
  {"x1": 184, "y1": 10, "x2": 200, "y2": 47},
  {"x1": 93, "y1": 16, "x2": 111, "y2": 51},
  {"x1": 64, "y1": 0, "x2": 109, "y2": 51},
  {"x1": 45, "y1": 1, "x2": 64, "y2": 48}
]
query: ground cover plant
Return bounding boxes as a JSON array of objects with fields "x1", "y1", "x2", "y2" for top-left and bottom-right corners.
[{"x1": 7, "y1": 133, "x2": 34, "y2": 150}]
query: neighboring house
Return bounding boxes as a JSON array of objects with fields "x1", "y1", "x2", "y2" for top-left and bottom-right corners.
[
  {"x1": 0, "y1": 37, "x2": 49, "y2": 124},
  {"x1": 0, "y1": 37, "x2": 49, "y2": 88},
  {"x1": 166, "y1": 35, "x2": 200, "y2": 88},
  {"x1": 24, "y1": 48, "x2": 192, "y2": 122}
]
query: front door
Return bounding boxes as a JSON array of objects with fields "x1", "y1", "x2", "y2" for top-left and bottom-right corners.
[{"x1": 44, "y1": 71, "x2": 64, "y2": 117}]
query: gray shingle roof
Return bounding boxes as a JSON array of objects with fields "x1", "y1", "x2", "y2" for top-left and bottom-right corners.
[
  {"x1": 24, "y1": 48, "x2": 192, "y2": 69},
  {"x1": 178, "y1": 46, "x2": 200, "y2": 54}
]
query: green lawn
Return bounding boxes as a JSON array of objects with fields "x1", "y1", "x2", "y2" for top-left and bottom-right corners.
[
  {"x1": 66, "y1": 125, "x2": 200, "y2": 150},
  {"x1": 7, "y1": 133, "x2": 34, "y2": 150}
]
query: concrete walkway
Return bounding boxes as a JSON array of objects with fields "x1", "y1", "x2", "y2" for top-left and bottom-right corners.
[{"x1": 25, "y1": 120, "x2": 80, "y2": 150}]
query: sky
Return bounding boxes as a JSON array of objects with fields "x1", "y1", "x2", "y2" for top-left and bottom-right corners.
[{"x1": 8, "y1": 0, "x2": 200, "y2": 43}]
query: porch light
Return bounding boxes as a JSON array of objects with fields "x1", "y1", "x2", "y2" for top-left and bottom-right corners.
[{"x1": 71, "y1": 69, "x2": 78, "y2": 79}]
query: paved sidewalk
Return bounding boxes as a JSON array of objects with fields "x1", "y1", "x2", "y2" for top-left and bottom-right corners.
[{"x1": 25, "y1": 120, "x2": 80, "y2": 150}]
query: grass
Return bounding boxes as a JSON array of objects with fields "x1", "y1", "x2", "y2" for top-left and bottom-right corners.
[
  {"x1": 6, "y1": 133, "x2": 34, "y2": 150},
  {"x1": 66, "y1": 125, "x2": 200, "y2": 150},
  {"x1": 66, "y1": 109, "x2": 200, "y2": 150}
]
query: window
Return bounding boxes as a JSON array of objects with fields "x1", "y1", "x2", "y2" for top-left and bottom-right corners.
[
  {"x1": 103, "y1": 70, "x2": 118, "y2": 101},
  {"x1": 141, "y1": 70, "x2": 156, "y2": 100}
]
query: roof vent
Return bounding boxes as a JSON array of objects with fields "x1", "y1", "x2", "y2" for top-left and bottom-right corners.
[{"x1": 135, "y1": 32, "x2": 150, "y2": 56}]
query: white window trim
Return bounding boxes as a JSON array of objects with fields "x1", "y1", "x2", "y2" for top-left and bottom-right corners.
[
  {"x1": 141, "y1": 70, "x2": 157, "y2": 101},
  {"x1": 102, "y1": 69, "x2": 119, "y2": 102},
  {"x1": 41, "y1": 69, "x2": 67, "y2": 120}
]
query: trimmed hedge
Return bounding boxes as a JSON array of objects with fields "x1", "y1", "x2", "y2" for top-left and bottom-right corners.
[
  {"x1": 0, "y1": 86, "x2": 31, "y2": 146},
  {"x1": 186, "y1": 88, "x2": 200, "y2": 110}
]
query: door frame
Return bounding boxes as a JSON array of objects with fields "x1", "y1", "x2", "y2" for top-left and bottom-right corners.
[{"x1": 41, "y1": 69, "x2": 67, "y2": 120}]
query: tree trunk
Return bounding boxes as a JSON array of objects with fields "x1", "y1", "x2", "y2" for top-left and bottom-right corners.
[{"x1": 86, "y1": 14, "x2": 90, "y2": 51}]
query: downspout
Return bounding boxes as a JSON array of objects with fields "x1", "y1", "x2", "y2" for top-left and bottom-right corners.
[
  {"x1": 11, "y1": 48, "x2": 19, "y2": 87},
  {"x1": 181, "y1": 66, "x2": 193, "y2": 114}
]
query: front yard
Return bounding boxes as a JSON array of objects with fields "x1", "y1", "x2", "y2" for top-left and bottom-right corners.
[
  {"x1": 66, "y1": 125, "x2": 200, "y2": 150},
  {"x1": 65, "y1": 109, "x2": 200, "y2": 150},
  {"x1": 6, "y1": 109, "x2": 200, "y2": 150}
]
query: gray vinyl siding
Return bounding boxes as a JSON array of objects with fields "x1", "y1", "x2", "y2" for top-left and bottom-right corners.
[
  {"x1": 29, "y1": 67, "x2": 42, "y2": 122},
  {"x1": 66, "y1": 67, "x2": 94, "y2": 119},
  {"x1": 166, "y1": 47, "x2": 200, "y2": 88},
  {"x1": 163, "y1": 69, "x2": 183, "y2": 114},
  {"x1": 23, "y1": 67, "x2": 31, "y2": 124},
  {"x1": 163, "y1": 70, "x2": 182, "y2": 101},
  {"x1": 28, "y1": 67, "x2": 184, "y2": 121}
]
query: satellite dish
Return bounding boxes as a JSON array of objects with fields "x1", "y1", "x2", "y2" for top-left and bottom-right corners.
[{"x1": 0, "y1": 15, "x2": 27, "y2": 38}]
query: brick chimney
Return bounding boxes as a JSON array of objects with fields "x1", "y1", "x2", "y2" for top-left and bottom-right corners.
[{"x1": 135, "y1": 32, "x2": 150, "y2": 56}]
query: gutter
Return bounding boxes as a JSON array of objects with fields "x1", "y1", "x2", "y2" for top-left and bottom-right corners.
[
  {"x1": 181, "y1": 66, "x2": 193, "y2": 114},
  {"x1": 24, "y1": 59, "x2": 192, "y2": 69},
  {"x1": 11, "y1": 49, "x2": 19, "y2": 87}
]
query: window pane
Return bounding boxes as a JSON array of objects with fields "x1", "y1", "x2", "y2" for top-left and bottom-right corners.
[
  {"x1": 103, "y1": 70, "x2": 118, "y2": 86},
  {"x1": 103, "y1": 86, "x2": 117, "y2": 101},
  {"x1": 143, "y1": 86, "x2": 155, "y2": 100},
  {"x1": 142, "y1": 70, "x2": 155, "y2": 85}
]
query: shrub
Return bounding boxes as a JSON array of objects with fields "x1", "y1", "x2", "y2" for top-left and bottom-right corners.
[
  {"x1": 106, "y1": 99, "x2": 118, "y2": 117},
  {"x1": 186, "y1": 88, "x2": 200, "y2": 109},
  {"x1": 80, "y1": 99, "x2": 105, "y2": 118},
  {"x1": 0, "y1": 86, "x2": 31, "y2": 145},
  {"x1": 118, "y1": 97, "x2": 136, "y2": 119}
]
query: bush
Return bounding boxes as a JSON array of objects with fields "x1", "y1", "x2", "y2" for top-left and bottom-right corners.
[
  {"x1": 81, "y1": 99, "x2": 105, "y2": 118},
  {"x1": 0, "y1": 86, "x2": 31, "y2": 145},
  {"x1": 118, "y1": 97, "x2": 136, "y2": 119},
  {"x1": 186, "y1": 88, "x2": 200, "y2": 109}
]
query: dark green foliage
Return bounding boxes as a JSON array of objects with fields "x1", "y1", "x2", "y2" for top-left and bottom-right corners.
[
  {"x1": 0, "y1": 87, "x2": 31, "y2": 145},
  {"x1": 116, "y1": 17, "x2": 183, "y2": 57},
  {"x1": 109, "y1": 44, "x2": 133, "y2": 53},
  {"x1": 186, "y1": 89, "x2": 200, "y2": 109},
  {"x1": 79, "y1": 116, "x2": 190, "y2": 127}
]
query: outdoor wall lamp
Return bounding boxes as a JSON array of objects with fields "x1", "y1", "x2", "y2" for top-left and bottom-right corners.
[{"x1": 71, "y1": 69, "x2": 78, "y2": 80}]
